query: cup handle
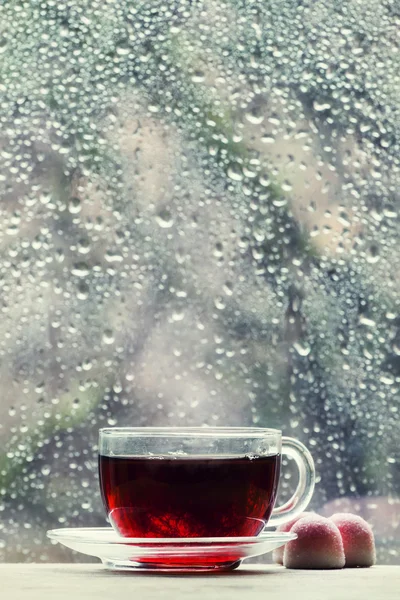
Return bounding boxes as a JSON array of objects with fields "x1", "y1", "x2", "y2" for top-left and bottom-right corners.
[{"x1": 268, "y1": 436, "x2": 316, "y2": 528}]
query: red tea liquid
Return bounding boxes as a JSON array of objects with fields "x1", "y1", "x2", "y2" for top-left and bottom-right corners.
[{"x1": 99, "y1": 454, "x2": 281, "y2": 538}]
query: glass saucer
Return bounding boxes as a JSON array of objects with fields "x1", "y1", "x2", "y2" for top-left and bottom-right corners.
[{"x1": 47, "y1": 527, "x2": 297, "y2": 572}]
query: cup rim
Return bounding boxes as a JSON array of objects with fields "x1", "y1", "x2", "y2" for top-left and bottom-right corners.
[{"x1": 99, "y1": 426, "x2": 281, "y2": 438}]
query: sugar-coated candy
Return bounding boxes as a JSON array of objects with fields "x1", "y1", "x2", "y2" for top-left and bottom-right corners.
[
  {"x1": 330, "y1": 513, "x2": 376, "y2": 567},
  {"x1": 272, "y1": 512, "x2": 315, "y2": 565},
  {"x1": 283, "y1": 515, "x2": 345, "y2": 569}
]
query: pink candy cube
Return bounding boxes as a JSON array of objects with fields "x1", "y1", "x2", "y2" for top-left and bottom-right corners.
[
  {"x1": 283, "y1": 515, "x2": 345, "y2": 569},
  {"x1": 330, "y1": 513, "x2": 376, "y2": 567},
  {"x1": 272, "y1": 512, "x2": 315, "y2": 565}
]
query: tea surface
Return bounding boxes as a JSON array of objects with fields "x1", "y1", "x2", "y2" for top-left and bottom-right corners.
[{"x1": 99, "y1": 454, "x2": 281, "y2": 537}]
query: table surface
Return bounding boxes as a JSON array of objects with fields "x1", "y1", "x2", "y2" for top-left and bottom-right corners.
[{"x1": 2, "y1": 564, "x2": 399, "y2": 600}]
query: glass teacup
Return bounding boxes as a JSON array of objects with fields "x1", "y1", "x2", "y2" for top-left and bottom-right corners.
[{"x1": 99, "y1": 427, "x2": 315, "y2": 538}]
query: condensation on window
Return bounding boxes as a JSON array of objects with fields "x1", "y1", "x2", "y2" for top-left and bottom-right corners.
[{"x1": 0, "y1": 0, "x2": 399, "y2": 563}]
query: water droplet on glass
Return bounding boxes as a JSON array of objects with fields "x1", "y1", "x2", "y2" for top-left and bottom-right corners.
[
  {"x1": 77, "y1": 282, "x2": 89, "y2": 300},
  {"x1": 156, "y1": 209, "x2": 174, "y2": 228},
  {"x1": 293, "y1": 342, "x2": 311, "y2": 357},
  {"x1": 227, "y1": 163, "x2": 243, "y2": 181},
  {"x1": 214, "y1": 297, "x2": 226, "y2": 310},
  {"x1": 191, "y1": 70, "x2": 205, "y2": 83},
  {"x1": 366, "y1": 245, "x2": 380, "y2": 264},
  {"x1": 171, "y1": 311, "x2": 185, "y2": 322},
  {"x1": 77, "y1": 239, "x2": 91, "y2": 255},
  {"x1": 359, "y1": 316, "x2": 376, "y2": 328},
  {"x1": 223, "y1": 282, "x2": 233, "y2": 296},
  {"x1": 245, "y1": 108, "x2": 264, "y2": 125},
  {"x1": 380, "y1": 375, "x2": 395, "y2": 386},
  {"x1": 103, "y1": 329, "x2": 115, "y2": 345},
  {"x1": 392, "y1": 343, "x2": 400, "y2": 357},
  {"x1": 313, "y1": 100, "x2": 331, "y2": 111},
  {"x1": 71, "y1": 262, "x2": 90, "y2": 277},
  {"x1": 116, "y1": 42, "x2": 131, "y2": 56},
  {"x1": 68, "y1": 197, "x2": 81, "y2": 214}
]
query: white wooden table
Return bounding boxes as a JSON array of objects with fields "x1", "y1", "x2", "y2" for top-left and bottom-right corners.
[{"x1": 2, "y1": 564, "x2": 399, "y2": 600}]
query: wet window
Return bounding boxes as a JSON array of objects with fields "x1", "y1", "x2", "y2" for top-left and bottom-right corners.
[{"x1": 0, "y1": 0, "x2": 398, "y2": 563}]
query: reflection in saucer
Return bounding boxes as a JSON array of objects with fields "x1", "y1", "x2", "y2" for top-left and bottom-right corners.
[{"x1": 47, "y1": 527, "x2": 297, "y2": 572}]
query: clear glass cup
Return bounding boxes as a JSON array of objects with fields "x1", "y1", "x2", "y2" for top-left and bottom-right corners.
[{"x1": 98, "y1": 427, "x2": 315, "y2": 538}]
